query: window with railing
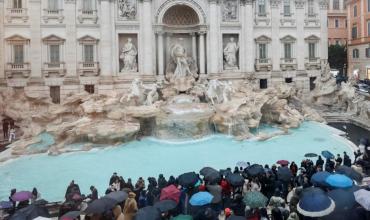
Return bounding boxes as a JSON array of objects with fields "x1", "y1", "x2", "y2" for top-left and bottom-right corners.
[
  {"x1": 308, "y1": 43, "x2": 316, "y2": 59},
  {"x1": 259, "y1": 43, "x2": 267, "y2": 61},
  {"x1": 258, "y1": 0, "x2": 266, "y2": 16},
  {"x1": 49, "y1": 45, "x2": 60, "y2": 64},
  {"x1": 333, "y1": 0, "x2": 340, "y2": 10},
  {"x1": 13, "y1": 45, "x2": 24, "y2": 64},
  {"x1": 83, "y1": 45, "x2": 94, "y2": 62},
  {"x1": 352, "y1": 26, "x2": 357, "y2": 39},
  {"x1": 283, "y1": 0, "x2": 290, "y2": 16},
  {"x1": 48, "y1": 0, "x2": 59, "y2": 12},
  {"x1": 284, "y1": 43, "x2": 292, "y2": 59}
]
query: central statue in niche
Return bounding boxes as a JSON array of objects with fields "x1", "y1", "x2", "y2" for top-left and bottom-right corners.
[
  {"x1": 223, "y1": 37, "x2": 239, "y2": 70},
  {"x1": 166, "y1": 38, "x2": 198, "y2": 92},
  {"x1": 120, "y1": 38, "x2": 138, "y2": 72}
]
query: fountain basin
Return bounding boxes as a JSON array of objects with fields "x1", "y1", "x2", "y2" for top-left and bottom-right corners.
[{"x1": 0, "y1": 122, "x2": 356, "y2": 202}]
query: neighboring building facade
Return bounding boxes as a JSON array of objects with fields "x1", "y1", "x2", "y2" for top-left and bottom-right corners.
[
  {"x1": 0, "y1": 0, "x2": 328, "y2": 103},
  {"x1": 328, "y1": 0, "x2": 348, "y2": 45},
  {"x1": 347, "y1": 0, "x2": 370, "y2": 79}
]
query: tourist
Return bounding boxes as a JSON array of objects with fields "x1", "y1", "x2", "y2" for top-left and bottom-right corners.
[
  {"x1": 8, "y1": 126, "x2": 15, "y2": 143},
  {"x1": 65, "y1": 180, "x2": 81, "y2": 201},
  {"x1": 158, "y1": 174, "x2": 167, "y2": 189},
  {"x1": 271, "y1": 207, "x2": 284, "y2": 220},
  {"x1": 125, "y1": 178, "x2": 134, "y2": 191},
  {"x1": 138, "y1": 190, "x2": 147, "y2": 208},
  {"x1": 249, "y1": 177, "x2": 261, "y2": 192},
  {"x1": 325, "y1": 158, "x2": 335, "y2": 172},
  {"x1": 31, "y1": 187, "x2": 40, "y2": 203},
  {"x1": 109, "y1": 172, "x2": 119, "y2": 185},
  {"x1": 343, "y1": 151, "x2": 352, "y2": 166},
  {"x1": 316, "y1": 156, "x2": 324, "y2": 168},
  {"x1": 123, "y1": 192, "x2": 138, "y2": 220},
  {"x1": 87, "y1": 186, "x2": 98, "y2": 202},
  {"x1": 207, "y1": 182, "x2": 222, "y2": 212},
  {"x1": 118, "y1": 176, "x2": 126, "y2": 190},
  {"x1": 289, "y1": 162, "x2": 298, "y2": 176},
  {"x1": 113, "y1": 205, "x2": 125, "y2": 220},
  {"x1": 336, "y1": 154, "x2": 343, "y2": 166},
  {"x1": 9, "y1": 188, "x2": 16, "y2": 213}
]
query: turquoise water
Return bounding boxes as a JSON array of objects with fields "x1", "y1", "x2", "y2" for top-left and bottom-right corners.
[{"x1": 0, "y1": 122, "x2": 354, "y2": 202}]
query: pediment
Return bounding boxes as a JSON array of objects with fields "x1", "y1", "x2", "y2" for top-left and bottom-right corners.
[
  {"x1": 280, "y1": 35, "x2": 296, "y2": 42},
  {"x1": 5, "y1": 34, "x2": 29, "y2": 42},
  {"x1": 255, "y1": 35, "x2": 271, "y2": 43},
  {"x1": 42, "y1": 34, "x2": 65, "y2": 42},
  {"x1": 78, "y1": 35, "x2": 99, "y2": 43},
  {"x1": 305, "y1": 35, "x2": 320, "y2": 42}
]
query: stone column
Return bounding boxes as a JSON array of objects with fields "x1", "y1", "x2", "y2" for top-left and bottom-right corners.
[
  {"x1": 166, "y1": 33, "x2": 172, "y2": 65},
  {"x1": 100, "y1": 0, "x2": 113, "y2": 76},
  {"x1": 199, "y1": 32, "x2": 206, "y2": 75},
  {"x1": 0, "y1": 0, "x2": 4, "y2": 79},
  {"x1": 142, "y1": 0, "x2": 154, "y2": 75},
  {"x1": 28, "y1": 0, "x2": 42, "y2": 78},
  {"x1": 271, "y1": 0, "x2": 280, "y2": 71},
  {"x1": 64, "y1": 0, "x2": 77, "y2": 77},
  {"x1": 295, "y1": 0, "x2": 305, "y2": 70},
  {"x1": 191, "y1": 33, "x2": 197, "y2": 65},
  {"x1": 243, "y1": 0, "x2": 254, "y2": 72},
  {"x1": 319, "y1": 0, "x2": 328, "y2": 63},
  {"x1": 208, "y1": 0, "x2": 219, "y2": 74},
  {"x1": 157, "y1": 32, "x2": 164, "y2": 77}
]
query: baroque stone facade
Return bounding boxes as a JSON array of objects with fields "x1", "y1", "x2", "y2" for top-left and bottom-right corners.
[{"x1": 0, "y1": 0, "x2": 328, "y2": 102}]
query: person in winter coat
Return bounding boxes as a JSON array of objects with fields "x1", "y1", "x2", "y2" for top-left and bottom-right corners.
[
  {"x1": 158, "y1": 174, "x2": 167, "y2": 189},
  {"x1": 343, "y1": 152, "x2": 352, "y2": 167},
  {"x1": 113, "y1": 205, "x2": 125, "y2": 220},
  {"x1": 123, "y1": 192, "x2": 138, "y2": 220}
]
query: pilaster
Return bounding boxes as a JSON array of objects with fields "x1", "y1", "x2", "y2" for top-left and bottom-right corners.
[
  {"x1": 29, "y1": 0, "x2": 42, "y2": 78},
  {"x1": 0, "y1": 0, "x2": 4, "y2": 79},
  {"x1": 319, "y1": 0, "x2": 328, "y2": 62},
  {"x1": 64, "y1": 0, "x2": 77, "y2": 77},
  {"x1": 100, "y1": 0, "x2": 113, "y2": 76},
  {"x1": 141, "y1": 0, "x2": 154, "y2": 75},
  {"x1": 296, "y1": 0, "x2": 305, "y2": 70},
  {"x1": 207, "y1": 0, "x2": 220, "y2": 74},
  {"x1": 242, "y1": 0, "x2": 254, "y2": 73},
  {"x1": 199, "y1": 31, "x2": 206, "y2": 75},
  {"x1": 157, "y1": 31, "x2": 164, "y2": 76},
  {"x1": 271, "y1": 0, "x2": 281, "y2": 71}
]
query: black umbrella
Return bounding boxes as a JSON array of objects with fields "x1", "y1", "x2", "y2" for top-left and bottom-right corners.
[
  {"x1": 60, "y1": 211, "x2": 81, "y2": 220},
  {"x1": 335, "y1": 166, "x2": 363, "y2": 183},
  {"x1": 321, "y1": 188, "x2": 358, "y2": 220},
  {"x1": 305, "y1": 153, "x2": 318, "y2": 158},
  {"x1": 104, "y1": 191, "x2": 128, "y2": 202},
  {"x1": 10, "y1": 204, "x2": 50, "y2": 220},
  {"x1": 246, "y1": 164, "x2": 265, "y2": 176},
  {"x1": 277, "y1": 166, "x2": 293, "y2": 182},
  {"x1": 200, "y1": 167, "x2": 218, "y2": 176},
  {"x1": 227, "y1": 215, "x2": 245, "y2": 220},
  {"x1": 84, "y1": 197, "x2": 117, "y2": 214},
  {"x1": 204, "y1": 171, "x2": 221, "y2": 184},
  {"x1": 135, "y1": 206, "x2": 161, "y2": 220},
  {"x1": 226, "y1": 173, "x2": 244, "y2": 187},
  {"x1": 178, "y1": 172, "x2": 199, "y2": 188},
  {"x1": 153, "y1": 199, "x2": 177, "y2": 212},
  {"x1": 219, "y1": 169, "x2": 232, "y2": 177}
]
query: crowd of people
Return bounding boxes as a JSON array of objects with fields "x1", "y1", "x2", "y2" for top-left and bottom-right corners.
[{"x1": 2, "y1": 141, "x2": 370, "y2": 220}]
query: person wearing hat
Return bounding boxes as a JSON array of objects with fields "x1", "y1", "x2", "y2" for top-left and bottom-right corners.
[{"x1": 123, "y1": 192, "x2": 138, "y2": 220}]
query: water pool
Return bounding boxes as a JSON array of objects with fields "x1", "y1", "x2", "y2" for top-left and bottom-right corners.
[{"x1": 0, "y1": 122, "x2": 355, "y2": 202}]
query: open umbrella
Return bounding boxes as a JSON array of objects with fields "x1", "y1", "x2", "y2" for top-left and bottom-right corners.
[
  {"x1": 10, "y1": 204, "x2": 50, "y2": 220},
  {"x1": 354, "y1": 189, "x2": 370, "y2": 211},
  {"x1": 277, "y1": 166, "x2": 293, "y2": 182},
  {"x1": 219, "y1": 169, "x2": 232, "y2": 177},
  {"x1": 297, "y1": 188, "x2": 335, "y2": 217},
  {"x1": 171, "y1": 214, "x2": 193, "y2": 220},
  {"x1": 246, "y1": 164, "x2": 265, "y2": 176},
  {"x1": 325, "y1": 174, "x2": 353, "y2": 189},
  {"x1": 160, "y1": 185, "x2": 181, "y2": 203},
  {"x1": 335, "y1": 165, "x2": 363, "y2": 183},
  {"x1": 204, "y1": 171, "x2": 221, "y2": 184},
  {"x1": 327, "y1": 188, "x2": 357, "y2": 212},
  {"x1": 225, "y1": 173, "x2": 244, "y2": 187},
  {"x1": 242, "y1": 191, "x2": 268, "y2": 208},
  {"x1": 60, "y1": 211, "x2": 81, "y2": 220},
  {"x1": 305, "y1": 153, "x2": 318, "y2": 158},
  {"x1": 277, "y1": 160, "x2": 289, "y2": 166},
  {"x1": 178, "y1": 172, "x2": 198, "y2": 188},
  {"x1": 0, "y1": 201, "x2": 13, "y2": 209},
  {"x1": 104, "y1": 191, "x2": 128, "y2": 202},
  {"x1": 135, "y1": 206, "x2": 161, "y2": 220},
  {"x1": 154, "y1": 199, "x2": 177, "y2": 212},
  {"x1": 11, "y1": 191, "x2": 33, "y2": 202},
  {"x1": 227, "y1": 215, "x2": 245, "y2": 220},
  {"x1": 236, "y1": 161, "x2": 249, "y2": 168},
  {"x1": 84, "y1": 197, "x2": 117, "y2": 214},
  {"x1": 189, "y1": 192, "x2": 213, "y2": 206},
  {"x1": 311, "y1": 171, "x2": 331, "y2": 187},
  {"x1": 321, "y1": 150, "x2": 335, "y2": 159},
  {"x1": 200, "y1": 167, "x2": 218, "y2": 176}
]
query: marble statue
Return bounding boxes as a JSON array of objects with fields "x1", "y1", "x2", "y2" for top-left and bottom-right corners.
[
  {"x1": 120, "y1": 38, "x2": 138, "y2": 72},
  {"x1": 145, "y1": 84, "x2": 159, "y2": 105},
  {"x1": 123, "y1": 78, "x2": 144, "y2": 104},
  {"x1": 171, "y1": 41, "x2": 193, "y2": 79},
  {"x1": 206, "y1": 79, "x2": 223, "y2": 105},
  {"x1": 118, "y1": 0, "x2": 136, "y2": 20},
  {"x1": 222, "y1": 0, "x2": 238, "y2": 21},
  {"x1": 221, "y1": 81, "x2": 234, "y2": 103},
  {"x1": 223, "y1": 37, "x2": 239, "y2": 69}
]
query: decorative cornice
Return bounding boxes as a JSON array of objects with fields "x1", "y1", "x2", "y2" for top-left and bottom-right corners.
[
  {"x1": 209, "y1": 0, "x2": 218, "y2": 4},
  {"x1": 64, "y1": 0, "x2": 76, "y2": 4},
  {"x1": 270, "y1": 0, "x2": 281, "y2": 8},
  {"x1": 319, "y1": 0, "x2": 329, "y2": 10}
]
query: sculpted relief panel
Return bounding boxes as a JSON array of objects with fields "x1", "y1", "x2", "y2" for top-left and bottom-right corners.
[
  {"x1": 118, "y1": 0, "x2": 137, "y2": 20},
  {"x1": 222, "y1": 0, "x2": 239, "y2": 22}
]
